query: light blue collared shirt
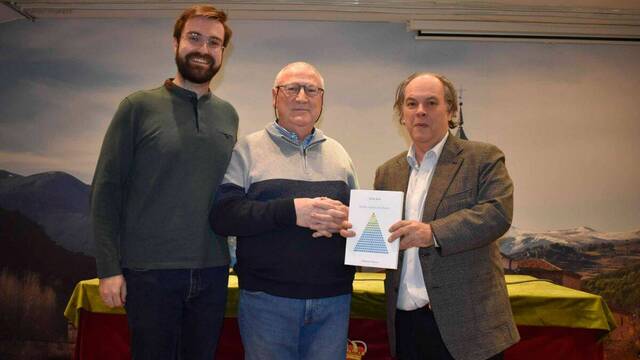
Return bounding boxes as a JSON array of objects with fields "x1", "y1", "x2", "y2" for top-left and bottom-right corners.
[
  {"x1": 397, "y1": 131, "x2": 449, "y2": 311},
  {"x1": 274, "y1": 121, "x2": 316, "y2": 149}
]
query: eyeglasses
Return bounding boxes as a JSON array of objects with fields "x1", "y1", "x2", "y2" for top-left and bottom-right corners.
[
  {"x1": 182, "y1": 32, "x2": 225, "y2": 50},
  {"x1": 276, "y1": 83, "x2": 324, "y2": 98}
]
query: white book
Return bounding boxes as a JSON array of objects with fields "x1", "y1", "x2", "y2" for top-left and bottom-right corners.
[{"x1": 344, "y1": 189, "x2": 403, "y2": 269}]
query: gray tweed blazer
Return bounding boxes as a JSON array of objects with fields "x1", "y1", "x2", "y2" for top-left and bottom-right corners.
[{"x1": 375, "y1": 134, "x2": 520, "y2": 360}]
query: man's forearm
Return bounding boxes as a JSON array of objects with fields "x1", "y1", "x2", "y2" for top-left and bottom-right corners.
[{"x1": 211, "y1": 186, "x2": 296, "y2": 236}]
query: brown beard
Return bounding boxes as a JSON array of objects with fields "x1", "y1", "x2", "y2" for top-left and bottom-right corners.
[{"x1": 175, "y1": 51, "x2": 220, "y2": 84}]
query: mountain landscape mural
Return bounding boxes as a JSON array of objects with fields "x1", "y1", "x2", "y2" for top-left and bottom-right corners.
[
  {"x1": 0, "y1": 169, "x2": 96, "y2": 358},
  {"x1": 0, "y1": 207, "x2": 95, "y2": 358},
  {"x1": 0, "y1": 169, "x2": 93, "y2": 255},
  {"x1": 499, "y1": 226, "x2": 640, "y2": 359},
  {"x1": 3, "y1": 167, "x2": 640, "y2": 281},
  {"x1": 1, "y1": 168, "x2": 639, "y2": 358},
  {"x1": 499, "y1": 226, "x2": 640, "y2": 278},
  {"x1": 3, "y1": 167, "x2": 639, "y2": 283}
]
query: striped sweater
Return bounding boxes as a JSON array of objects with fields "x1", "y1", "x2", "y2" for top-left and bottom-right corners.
[{"x1": 211, "y1": 122, "x2": 358, "y2": 298}]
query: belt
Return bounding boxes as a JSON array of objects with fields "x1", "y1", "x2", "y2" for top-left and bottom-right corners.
[{"x1": 397, "y1": 302, "x2": 432, "y2": 313}]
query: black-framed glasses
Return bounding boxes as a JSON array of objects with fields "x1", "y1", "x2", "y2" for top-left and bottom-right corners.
[
  {"x1": 183, "y1": 32, "x2": 224, "y2": 50},
  {"x1": 276, "y1": 83, "x2": 324, "y2": 97}
]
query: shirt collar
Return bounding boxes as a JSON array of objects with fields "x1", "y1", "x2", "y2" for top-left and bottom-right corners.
[
  {"x1": 406, "y1": 131, "x2": 449, "y2": 170},
  {"x1": 273, "y1": 121, "x2": 316, "y2": 149},
  {"x1": 163, "y1": 78, "x2": 211, "y2": 101}
]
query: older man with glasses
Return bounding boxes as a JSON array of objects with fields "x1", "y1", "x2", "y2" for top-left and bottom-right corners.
[{"x1": 211, "y1": 62, "x2": 358, "y2": 360}]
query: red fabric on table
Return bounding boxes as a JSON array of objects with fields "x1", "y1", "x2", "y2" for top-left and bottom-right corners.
[
  {"x1": 74, "y1": 311, "x2": 242, "y2": 360},
  {"x1": 74, "y1": 311, "x2": 604, "y2": 360},
  {"x1": 74, "y1": 312, "x2": 391, "y2": 359},
  {"x1": 75, "y1": 309, "x2": 130, "y2": 360},
  {"x1": 348, "y1": 319, "x2": 393, "y2": 360},
  {"x1": 505, "y1": 325, "x2": 604, "y2": 360},
  {"x1": 216, "y1": 319, "x2": 243, "y2": 359}
]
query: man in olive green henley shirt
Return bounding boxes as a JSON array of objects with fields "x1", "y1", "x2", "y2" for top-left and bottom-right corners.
[{"x1": 90, "y1": 5, "x2": 238, "y2": 359}]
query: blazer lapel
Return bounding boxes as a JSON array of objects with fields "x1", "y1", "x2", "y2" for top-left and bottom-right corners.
[
  {"x1": 423, "y1": 136, "x2": 464, "y2": 221},
  {"x1": 390, "y1": 154, "x2": 411, "y2": 194},
  {"x1": 388, "y1": 155, "x2": 411, "y2": 283}
]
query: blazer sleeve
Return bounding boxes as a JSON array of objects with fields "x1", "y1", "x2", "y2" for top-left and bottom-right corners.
[{"x1": 429, "y1": 144, "x2": 513, "y2": 257}]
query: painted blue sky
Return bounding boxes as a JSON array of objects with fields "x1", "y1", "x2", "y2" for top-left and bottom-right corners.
[{"x1": 1, "y1": 18, "x2": 639, "y2": 232}]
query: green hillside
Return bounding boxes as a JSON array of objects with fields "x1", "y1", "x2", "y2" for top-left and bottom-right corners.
[{"x1": 582, "y1": 261, "x2": 640, "y2": 315}]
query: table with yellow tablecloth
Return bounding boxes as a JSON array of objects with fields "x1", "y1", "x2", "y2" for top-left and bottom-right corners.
[{"x1": 65, "y1": 274, "x2": 615, "y2": 360}]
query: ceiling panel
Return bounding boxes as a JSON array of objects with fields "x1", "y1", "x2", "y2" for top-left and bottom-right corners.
[{"x1": 3, "y1": 1, "x2": 640, "y2": 42}]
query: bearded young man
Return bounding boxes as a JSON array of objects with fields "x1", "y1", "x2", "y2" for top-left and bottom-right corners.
[{"x1": 90, "y1": 5, "x2": 238, "y2": 359}]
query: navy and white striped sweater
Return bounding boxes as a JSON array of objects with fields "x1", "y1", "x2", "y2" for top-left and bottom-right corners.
[{"x1": 211, "y1": 122, "x2": 358, "y2": 298}]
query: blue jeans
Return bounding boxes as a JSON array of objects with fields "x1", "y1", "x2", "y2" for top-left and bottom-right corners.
[
  {"x1": 238, "y1": 289, "x2": 351, "y2": 360},
  {"x1": 123, "y1": 266, "x2": 229, "y2": 360}
]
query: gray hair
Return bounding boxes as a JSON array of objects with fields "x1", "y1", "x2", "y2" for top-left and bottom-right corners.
[{"x1": 273, "y1": 62, "x2": 325, "y2": 88}]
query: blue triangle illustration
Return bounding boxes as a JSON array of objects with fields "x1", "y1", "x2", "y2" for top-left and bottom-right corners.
[{"x1": 353, "y1": 213, "x2": 388, "y2": 254}]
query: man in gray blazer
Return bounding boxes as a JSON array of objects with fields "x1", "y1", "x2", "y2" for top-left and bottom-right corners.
[{"x1": 375, "y1": 72, "x2": 519, "y2": 360}]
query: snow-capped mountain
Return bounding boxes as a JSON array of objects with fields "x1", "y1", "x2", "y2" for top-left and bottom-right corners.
[{"x1": 499, "y1": 226, "x2": 640, "y2": 256}]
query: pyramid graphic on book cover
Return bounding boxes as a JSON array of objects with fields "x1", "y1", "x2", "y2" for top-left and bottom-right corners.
[{"x1": 353, "y1": 213, "x2": 388, "y2": 254}]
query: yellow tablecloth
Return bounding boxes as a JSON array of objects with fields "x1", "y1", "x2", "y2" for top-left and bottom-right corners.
[
  {"x1": 65, "y1": 274, "x2": 615, "y2": 334},
  {"x1": 506, "y1": 275, "x2": 615, "y2": 332}
]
